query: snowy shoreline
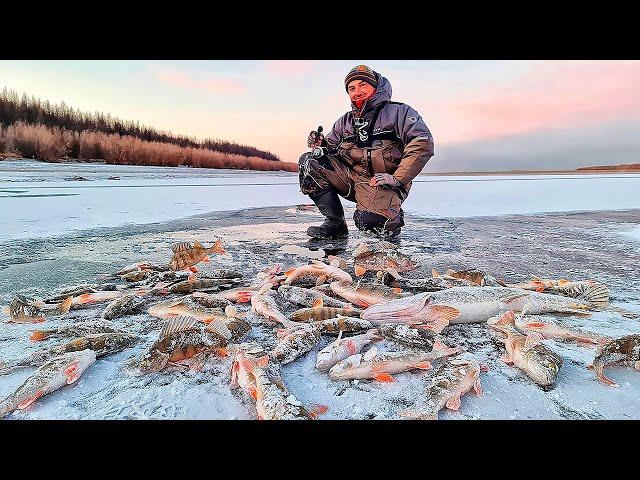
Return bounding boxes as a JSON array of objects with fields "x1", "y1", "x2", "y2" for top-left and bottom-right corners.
[{"x1": 0, "y1": 205, "x2": 639, "y2": 420}]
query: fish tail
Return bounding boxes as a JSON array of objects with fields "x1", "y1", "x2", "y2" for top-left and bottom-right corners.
[
  {"x1": 29, "y1": 329, "x2": 53, "y2": 342},
  {"x1": 575, "y1": 282, "x2": 609, "y2": 309},
  {"x1": 209, "y1": 239, "x2": 226, "y2": 255},
  {"x1": 594, "y1": 363, "x2": 619, "y2": 388}
]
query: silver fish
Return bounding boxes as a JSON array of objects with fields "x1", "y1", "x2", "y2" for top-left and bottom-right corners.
[
  {"x1": 0, "y1": 350, "x2": 96, "y2": 418},
  {"x1": 315, "y1": 329, "x2": 382, "y2": 372},
  {"x1": 363, "y1": 285, "x2": 608, "y2": 332},
  {"x1": 328, "y1": 340, "x2": 460, "y2": 382},
  {"x1": 0, "y1": 333, "x2": 139, "y2": 375}
]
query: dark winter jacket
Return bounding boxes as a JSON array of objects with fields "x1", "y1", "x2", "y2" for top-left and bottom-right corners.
[{"x1": 324, "y1": 72, "x2": 434, "y2": 186}]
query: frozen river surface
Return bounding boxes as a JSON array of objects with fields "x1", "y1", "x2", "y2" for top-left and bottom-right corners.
[{"x1": 1, "y1": 159, "x2": 639, "y2": 242}]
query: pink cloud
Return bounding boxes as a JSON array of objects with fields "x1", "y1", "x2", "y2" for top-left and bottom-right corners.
[
  {"x1": 152, "y1": 68, "x2": 246, "y2": 96},
  {"x1": 263, "y1": 60, "x2": 317, "y2": 78},
  {"x1": 433, "y1": 61, "x2": 640, "y2": 145}
]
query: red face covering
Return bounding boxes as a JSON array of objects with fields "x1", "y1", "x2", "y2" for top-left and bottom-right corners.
[{"x1": 354, "y1": 88, "x2": 376, "y2": 109}]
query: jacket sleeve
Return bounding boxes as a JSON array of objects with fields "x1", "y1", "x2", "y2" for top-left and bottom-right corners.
[
  {"x1": 325, "y1": 115, "x2": 347, "y2": 155},
  {"x1": 392, "y1": 105, "x2": 434, "y2": 185}
]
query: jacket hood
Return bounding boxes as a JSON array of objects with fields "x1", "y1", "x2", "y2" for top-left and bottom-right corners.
[{"x1": 351, "y1": 72, "x2": 392, "y2": 113}]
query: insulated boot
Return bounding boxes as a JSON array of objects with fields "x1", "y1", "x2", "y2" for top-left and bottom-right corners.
[{"x1": 306, "y1": 191, "x2": 349, "y2": 239}]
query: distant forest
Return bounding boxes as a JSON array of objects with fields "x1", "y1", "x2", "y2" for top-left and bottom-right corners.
[{"x1": 0, "y1": 88, "x2": 286, "y2": 167}]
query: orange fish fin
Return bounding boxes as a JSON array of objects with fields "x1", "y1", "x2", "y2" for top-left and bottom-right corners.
[
  {"x1": 445, "y1": 395, "x2": 461, "y2": 411},
  {"x1": 257, "y1": 355, "x2": 269, "y2": 367},
  {"x1": 213, "y1": 239, "x2": 226, "y2": 255},
  {"x1": 1, "y1": 306, "x2": 9, "y2": 315},
  {"x1": 309, "y1": 404, "x2": 329, "y2": 418},
  {"x1": 535, "y1": 287, "x2": 545, "y2": 293},
  {"x1": 284, "y1": 268, "x2": 297, "y2": 277},
  {"x1": 202, "y1": 256, "x2": 211, "y2": 263},
  {"x1": 474, "y1": 378, "x2": 483, "y2": 396},
  {"x1": 248, "y1": 386, "x2": 258, "y2": 400},
  {"x1": 312, "y1": 298, "x2": 324, "y2": 309},
  {"x1": 431, "y1": 268, "x2": 440, "y2": 278},
  {"x1": 188, "y1": 266, "x2": 199, "y2": 273},
  {"x1": 374, "y1": 373, "x2": 395, "y2": 383},
  {"x1": 525, "y1": 322, "x2": 547, "y2": 329},
  {"x1": 214, "y1": 348, "x2": 228, "y2": 358},
  {"x1": 345, "y1": 340, "x2": 357, "y2": 356},
  {"x1": 17, "y1": 390, "x2": 44, "y2": 409},
  {"x1": 77, "y1": 293, "x2": 93, "y2": 304},
  {"x1": 354, "y1": 266, "x2": 367, "y2": 277},
  {"x1": 430, "y1": 305, "x2": 461, "y2": 322},
  {"x1": 29, "y1": 330, "x2": 48, "y2": 342},
  {"x1": 412, "y1": 361, "x2": 432, "y2": 370},
  {"x1": 392, "y1": 287, "x2": 403, "y2": 294}
]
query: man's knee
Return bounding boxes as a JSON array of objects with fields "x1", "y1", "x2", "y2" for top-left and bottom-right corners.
[
  {"x1": 353, "y1": 209, "x2": 404, "y2": 234},
  {"x1": 298, "y1": 151, "x2": 329, "y2": 196}
]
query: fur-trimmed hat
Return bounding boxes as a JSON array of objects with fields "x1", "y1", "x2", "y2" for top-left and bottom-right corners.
[{"x1": 344, "y1": 65, "x2": 378, "y2": 91}]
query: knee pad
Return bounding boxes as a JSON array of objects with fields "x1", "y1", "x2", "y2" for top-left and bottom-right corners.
[{"x1": 353, "y1": 210, "x2": 404, "y2": 234}]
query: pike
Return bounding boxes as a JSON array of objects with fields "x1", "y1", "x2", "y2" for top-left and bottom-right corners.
[
  {"x1": 283, "y1": 260, "x2": 353, "y2": 286},
  {"x1": 588, "y1": 334, "x2": 640, "y2": 387},
  {"x1": 363, "y1": 284, "x2": 608, "y2": 332},
  {"x1": 400, "y1": 354, "x2": 484, "y2": 420},
  {"x1": 311, "y1": 314, "x2": 374, "y2": 335},
  {"x1": 328, "y1": 340, "x2": 460, "y2": 383},
  {"x1": 352, "y1": 241, "x2": 419, "y2": 278},
  {"x1": 0, "y1": 332, "x2": 139, "y2": 375},
  {"x1": 329, "y1": 281, "x2": 408, "y2": 308},
  {"x1": 315, "y1": 329, "x2": 382, "y2": 372},
  {"x1": 101, "y1": 293, "x2": 147, "y2": 320},
  {"x1": 28, "y1": 320, "x2": 128, "y2": 342},
  {"x1": 290, "y1": 298, "x2": 362, "y2": 323},
  {"x1": 278, "y1": 285, "x2": 351, "y2": 308},
  {"x1": 487, "y1": 311, "x2": 563, "y2": 388},
  {"x1": 168, "y1": 240, "x2": 226, "y2": 272},
  {"x1": 271, "y1": 322, "x2": 322, "y2": 364},
  {"x1": 138, "y1": 316, "x2": 231, "y2": 373},
  {"x1": 0, "y1": 350, "x2": 96, "y2": 418}
]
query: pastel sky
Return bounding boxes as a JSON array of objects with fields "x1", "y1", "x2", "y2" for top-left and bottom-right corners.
[{"x1": 1, "y1": 60, "x2": 639, "y2": 171}]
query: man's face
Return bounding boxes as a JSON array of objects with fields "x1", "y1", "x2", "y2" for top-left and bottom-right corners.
[{"x1": 348, "y1": 80, "x2": 375, "y2": 104}]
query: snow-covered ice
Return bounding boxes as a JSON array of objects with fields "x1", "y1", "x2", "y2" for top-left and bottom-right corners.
[
  {"x1": 0, "y1": 159, "x2": 639, "y2": 420},
  {"x1": 1, "y1": 159, "x2": 639, "y2": 242}
]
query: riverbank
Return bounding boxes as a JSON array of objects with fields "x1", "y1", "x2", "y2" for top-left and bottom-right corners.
[{"x1": 0, "y1": 205, "x2": 639, "y2": 419}]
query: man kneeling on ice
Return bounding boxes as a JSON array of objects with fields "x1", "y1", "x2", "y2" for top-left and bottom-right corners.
[{"x1": 298, "y1": 65, "x2": 434, "y2": 239}]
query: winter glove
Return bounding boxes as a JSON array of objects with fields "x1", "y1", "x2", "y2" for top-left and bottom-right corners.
[
  {"x1": 307, "y1": 129, "x2": 326, "y2": 148},
  {"x1": 369, "y1": 173, "x2": 403, "y2": 189}
]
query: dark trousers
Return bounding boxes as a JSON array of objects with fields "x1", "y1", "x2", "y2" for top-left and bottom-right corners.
[{"x1": 298, "y1": 152, "x2": 406, "y2": 234}]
